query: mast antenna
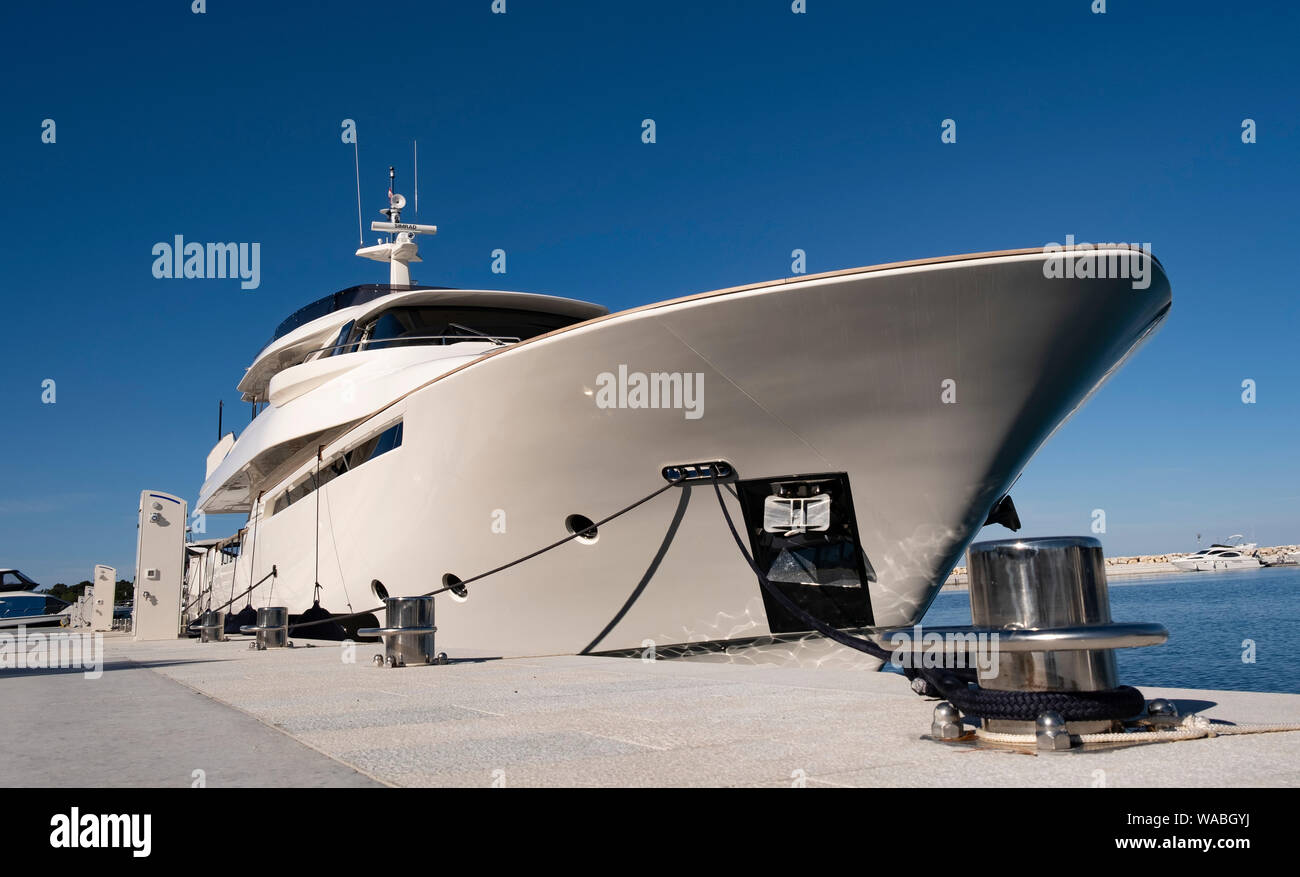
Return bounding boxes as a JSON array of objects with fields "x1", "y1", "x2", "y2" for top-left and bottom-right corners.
[
  {"x1": 384, "y1": 166, "x2": 395, "y2": 242},
  {"x1": 355, "y1": 161, "x2": 437, "y2": 286},
  {"x1": 352, "y1": 133, "x2": 363, "y2": 247},
  {"x1": 414, "y1": 140, "x2": 419, "y2": 216}
]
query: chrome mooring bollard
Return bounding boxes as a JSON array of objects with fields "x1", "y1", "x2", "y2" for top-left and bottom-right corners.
[
  {"x1": 873, "y1": 536, "x2": 1169, "y2": 749},
  {"x1": 359, "y1": 595, "x2": 448, "y2": 668},
  {"x1": 966, "y1": 536, "x2": 1166, "y2": 743},
  {"x1": 240, "y1": 606, "x2": 291, "y2": 650},
  {"x1": 972, "y1": 536, "x2": 1118, "y2": 738},
  {"x1": 193, "y1": 610, "x2": 226, "y2": 643}
]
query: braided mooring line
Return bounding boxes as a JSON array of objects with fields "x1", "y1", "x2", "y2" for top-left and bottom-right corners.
[
  {"x1": 918, "y1": 667, "x2": 1148, "y2": 722},
  {"x1": 975, "y1": 714, "x2": 1300, "y2": 746}
]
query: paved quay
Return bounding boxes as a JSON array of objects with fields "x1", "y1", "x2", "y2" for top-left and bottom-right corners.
[{"x1": 5, "y1": 633, "x2": 1300, "y2": 787}]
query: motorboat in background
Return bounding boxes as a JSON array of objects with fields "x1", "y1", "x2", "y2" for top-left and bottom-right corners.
[
  {"x1": 190, "y1": 173, "x2": 1173, "y2": 662},
  {"x1": 1169, "y1": 536, "x2": 1263, "y2": 572},
  {"x1": 0, "y1": 568, "x2": 72, "y2": 629}
]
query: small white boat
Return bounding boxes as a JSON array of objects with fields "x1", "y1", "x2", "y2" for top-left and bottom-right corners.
[{"x1": 1169, "y1": 536, "x2": 1262, "y2": 572}]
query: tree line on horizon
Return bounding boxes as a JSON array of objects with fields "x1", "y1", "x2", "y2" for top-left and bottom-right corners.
[{"x1": 42, "y1": 580, "x2": 134, "y2": 604}]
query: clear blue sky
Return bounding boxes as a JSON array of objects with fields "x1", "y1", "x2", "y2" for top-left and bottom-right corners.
[{"x1": 2, "y1": 1, "x2": 1297, "y2": 586}]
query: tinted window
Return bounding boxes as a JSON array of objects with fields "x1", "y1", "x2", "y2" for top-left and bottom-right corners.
[
  {"x1": 270, "y1": 422, "x2": 403, "y2": 517},
  {"x1": 366, "y1": 422, "x2": 402, "y2": 461},
  {"x1": 326, "y1": 320, "x2": 355, "y2": 357},
  {"x1": 262, "y1": 284, "x2": 452, "y2": 352},
  {"x1": 357, "y1": 306, "x2": 581, "y2": 350}
]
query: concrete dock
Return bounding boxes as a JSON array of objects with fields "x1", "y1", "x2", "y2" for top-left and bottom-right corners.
[{"x1": 5, "y1": 632, "x2": 1299, "y2": 787}]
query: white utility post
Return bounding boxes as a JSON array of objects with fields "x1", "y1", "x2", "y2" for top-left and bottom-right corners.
[
  {"x1": 132, "y1": 490, "x2": 187, "y2": 641},
  {"x1": 91, "y1": 564, "x2": 116, "y2": 631}
]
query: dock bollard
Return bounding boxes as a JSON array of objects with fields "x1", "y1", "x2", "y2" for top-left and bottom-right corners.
[
  {"x1": 240, "y1": 606, "x2": 291, "y2": 650},
  {"x1": 969, "y1": 536, "x2": 1119, "y2": 738},
  {"x1": 359, "y1": 595, "x2": 448, "y2": 668},
  {"x1": 873, "y1": 536, "x2": 1168, "y2": 748},
  {"x1": 193, "y1": 610, "x2": 227, "y2": 643}
]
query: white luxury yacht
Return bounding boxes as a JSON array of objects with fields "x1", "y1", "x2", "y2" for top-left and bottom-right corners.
[
  {"x1": 1169, "y1": 536, "x2": 1263, "y2": 572},
  {"x1": 192, "y1": 175, "x2": 1173, "y2": 661}
]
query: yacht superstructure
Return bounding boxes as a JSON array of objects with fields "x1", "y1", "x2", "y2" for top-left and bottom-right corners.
[{"x1": 192, "y1": 176, "x2": 1173, "y2": 661}]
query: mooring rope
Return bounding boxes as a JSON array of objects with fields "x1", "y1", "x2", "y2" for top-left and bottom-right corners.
[
  {"x1": 227, "y1": 527, "x2": 242, "y2": 611},
  {"x1": 976, "y1": 713, "x2": 1300, "y2": 746},
  {"x1": 203, "y1": 544, "x2": 218, "y2": 613},
  {"x1": 311, "y1": 446, "x2": 322, "y2": 606},
  {"x1": 200, "y1": 567, "x2": 278, "y2": 618},
  {"x1": 284, "y1": 481, "x2": 675, "y2": 633},
  {"x1": 322, "y1": 486, "x2": 353, "y2": 612},
  {"x1": 245, "y1": 491, "x2": 264, "y2": 609}
]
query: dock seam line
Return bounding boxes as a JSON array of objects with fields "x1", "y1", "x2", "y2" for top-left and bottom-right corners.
[{"x1": 127, "y1": 654, "x2": 398, "y2": 788}]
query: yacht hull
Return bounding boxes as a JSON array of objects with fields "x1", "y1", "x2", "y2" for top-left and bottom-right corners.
[
  {"x1": 0, "y1": 615, "x2": 67, "y2": 630},
  {"x1": 1169, "y1": 558, "x2": 1261, "y2": 572},
  {"x1": 216, "y1": 249, "x2": 1172, "y2": 662}
]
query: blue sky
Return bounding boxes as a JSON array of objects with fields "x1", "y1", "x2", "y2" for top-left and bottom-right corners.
[{"x1": 1, "y1": 1, "x2": 1297, "y2": 585}]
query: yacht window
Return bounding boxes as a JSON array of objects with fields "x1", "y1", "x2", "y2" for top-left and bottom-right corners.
[
  {"x1": 269, "y1": 421, "x2": 403, "y2": 517},
  {"x1": 0, "y1": 595, "x2": 66, "y2": 618},
  {"x1": 366, "y1": 312, "x2": 412, "y2": 349},
  {"x1": 326, "y1": 321, "x2": 355, "y2": 358},
  {"x1": 317, "y1": 456, "x2": 349, "y2": 490},
  {"x1": 364, "y1": 422, "x2": 402, "y2": 462},
  {"x1": 1220, "y1": 552, "x2": 1240, "y2": 558},
  {"x1": 356, "y1": 306, "x2": 581, "y2": 351},
  {"x1": 0, "y1": 570, "x2": 37, "y2": 589},
  {"x1": 343, "y1": 422, "x2": 403, "y2": 468}
]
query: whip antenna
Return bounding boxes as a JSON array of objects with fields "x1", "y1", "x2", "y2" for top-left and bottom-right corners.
[
  {"x1": 353, "y1": 133, "x2": 363, "y2": 247},
  {"x1": 414, "y1": 139, "x2": 419, "y2": 216}
]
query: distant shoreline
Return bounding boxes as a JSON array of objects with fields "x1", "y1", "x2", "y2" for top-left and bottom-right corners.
[{"x1": 942, "y1": 544, "x2": 1299, "y2": 590}]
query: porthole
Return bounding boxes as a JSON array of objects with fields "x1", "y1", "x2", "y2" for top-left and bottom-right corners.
[
  {"x1": 565, "y1": 514, "x2": 599, "y2": 545},
  {"x1": 443, "y1": 573, "x2": 469, "y2": 602}
]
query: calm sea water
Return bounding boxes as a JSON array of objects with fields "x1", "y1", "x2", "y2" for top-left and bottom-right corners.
[{"x1": 919, "y1": 566, "x2": 1300, "y2": 694}]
